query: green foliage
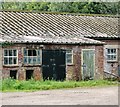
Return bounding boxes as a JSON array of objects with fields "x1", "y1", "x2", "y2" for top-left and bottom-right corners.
[
  {"x1": 0, "y1": 42, "x2": 14, "y2": 47},
  {"x1": 1, "y1": 2, "x2": 119, "y2": 15},
  {"x1": 1, "y1": 78, "x2": 118, "y2": 92}
]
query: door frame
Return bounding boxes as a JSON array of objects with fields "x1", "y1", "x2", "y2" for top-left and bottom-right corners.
[
  {"x1": 81, "y1": 49, "x2": 95, "y2": 80},
  {"x1": 42, "y1": 49, "x2": 66, "y2": 80}
]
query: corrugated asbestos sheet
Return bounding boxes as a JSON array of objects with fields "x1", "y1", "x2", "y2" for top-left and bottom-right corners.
[
  {"x1": 0, "y1": 35, "x2": 105, "y2": 44},
  {"x1": 0, "y1": 11, "x2": 119, "y2": 44}
]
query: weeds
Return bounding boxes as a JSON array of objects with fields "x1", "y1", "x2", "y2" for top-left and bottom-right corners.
[{"x1": 1, "y1": 78, "x2": 118, "y2": 92}]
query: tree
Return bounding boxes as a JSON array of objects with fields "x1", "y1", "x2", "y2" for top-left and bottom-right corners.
[{"x1": 1, "y1": 2, "x2": 119, "y2": 15}]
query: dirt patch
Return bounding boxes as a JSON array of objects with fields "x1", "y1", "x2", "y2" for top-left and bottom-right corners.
[{"x1": 2, "y1": 86, "x2": 118, "y2": 105}]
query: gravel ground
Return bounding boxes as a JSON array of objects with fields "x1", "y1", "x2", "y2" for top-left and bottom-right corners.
[{"x1": 1, "y1": 86, "x2": 118, "y2": 105}]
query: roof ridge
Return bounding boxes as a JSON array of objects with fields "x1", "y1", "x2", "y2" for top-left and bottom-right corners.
[{"x1": 1, "y1": 10, "x2": 120, "y2": 18}]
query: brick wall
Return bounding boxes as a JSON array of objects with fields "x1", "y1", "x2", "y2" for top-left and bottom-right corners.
[
  {"x1": 2, "y1": 43, "x2": 104, "y2": 81},
  {"x1": 0, "y1": 46, "x2": 2, "y2": 80},
  {"x1": 99, "y1": 39, "x2": 120, "y2": 78}
]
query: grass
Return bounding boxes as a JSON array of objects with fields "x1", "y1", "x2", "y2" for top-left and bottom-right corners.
[{"x1": 0, "y1": 78, "x2": 118, "y2": 92}]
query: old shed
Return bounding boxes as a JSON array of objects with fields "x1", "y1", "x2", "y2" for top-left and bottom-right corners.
[{"x1": 0, "y1": 11, "x2": 119, "y2": 80}]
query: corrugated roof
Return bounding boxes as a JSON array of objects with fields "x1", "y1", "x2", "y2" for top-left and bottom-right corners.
[
  {"x1": 0, "y1": 11, "x2": 119, "y2": 44},
  {"x1": 0, "y1": 35, "x2": 105, "y2": 45}
]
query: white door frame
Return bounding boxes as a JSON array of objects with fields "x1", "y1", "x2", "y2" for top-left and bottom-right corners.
[{"x1": 81, "y1": 49, "x2": 95, "y2": 80}]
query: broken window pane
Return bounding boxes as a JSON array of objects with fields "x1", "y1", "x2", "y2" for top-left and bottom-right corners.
[
  {"x1": 28, "y1": 50, "x2": 37, "y2": 56},
  {"x1": 28, "y1": 50, "x2": 32, "y2": 56},
  {"x1": 33, "y1": 50, "x2": 36, "y2": 56},
  {"x1": 23, "y1": 49, "x2": 41, "y2": 64}
]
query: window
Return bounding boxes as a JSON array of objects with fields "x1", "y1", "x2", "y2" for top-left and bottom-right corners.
[
  {"x1": 4, "y1": 49, "x2": 17, "y2": 65},
  {"x1": 66, "y1": 50, "x2": 73, "y2": 64},
  {"x1": 23, "y1": 48, "x2": 41, "y2": 64},
  {"x1": 107, "y1": 48, "x2": 117, "y2": 61},
  {"x1": 10, "y1": 70, "x2": 17, "y2": 79},
  {"x1": 26, "y1": 70, "x2": 33, "y2": 80}
]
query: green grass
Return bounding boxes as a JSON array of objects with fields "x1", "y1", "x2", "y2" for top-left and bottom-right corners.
[{"x1": 0, "y1": 78, "x2": 118, "y2": 92}]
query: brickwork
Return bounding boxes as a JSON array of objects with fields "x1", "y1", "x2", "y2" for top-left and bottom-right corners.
[
  {"x1": 0, "y1": 46, "x2": 2, "y2": 80},
  {"x1": 2, "y1": 43, "x2": 104, "y2": 81},
  {"x1": 95, "y1": 46, "x2": 104, "y2": 79},
  {"x1": 33, "y1": 67, "x2": 42, "y2": 80},
  {"x1": 97, "y1": 39, "x2": 120, "y2": 78}
]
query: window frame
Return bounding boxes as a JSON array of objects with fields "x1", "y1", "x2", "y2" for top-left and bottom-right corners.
[
  {"x1": 3, "y1": 49, "x2": 18, "y2": 66},
  {"x1": 106, "y1": 48, "x2": 118, "y2": 62},
  {"x1": 66, "y1": 50, "x2": 73, "y2": 65},
  {"x1": 23, "y1": 48, "x2": 42, "y2": 65}
]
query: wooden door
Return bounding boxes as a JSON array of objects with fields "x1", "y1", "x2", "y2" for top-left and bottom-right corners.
[
  {"x1": 82, "y1": 49, "x2": 95, "y2": 80},
  {"x1": 42, "y1": 50, "x2": 66, "y2": 81}
]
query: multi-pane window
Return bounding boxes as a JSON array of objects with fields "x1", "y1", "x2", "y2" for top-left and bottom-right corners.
[
  {"x1": 23, "y1": 49, "x2": 41, "y2": 64},
  {"x1": 66, "y1": 50, "x2": 73, "y2": 64},
  {"x1": 107, "y1": 48, "x2": 117, "y2": 61},
  {"x1": 4, "y1": 49, "x2": 17, "y2": 65}
]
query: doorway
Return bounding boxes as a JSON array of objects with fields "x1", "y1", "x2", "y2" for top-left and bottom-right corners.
[
  {"x1": 81, "y1": 49, "x2": 95, "y2": 80},
  {"x1": 42, "y1": 50, "x2": 66, "y2": 81}
]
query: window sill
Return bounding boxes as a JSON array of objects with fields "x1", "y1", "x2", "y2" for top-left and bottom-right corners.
[
  {"x1": 3, "y1": 64, "x2": 42, "y2": 67},
  {"x1": 107, "y1": 60, "x2": 118, "y2": 63},
  {"x1": 23, "y1": 64, "x2": 42, "y2": 67},
  {"x1": 67, "y1": 64, "x2": 74, "y2": 66},
  {"x1": 3, "y1": 65, "x2": 19, "y2": 67}
]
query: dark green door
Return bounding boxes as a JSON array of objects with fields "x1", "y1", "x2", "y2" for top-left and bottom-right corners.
[
  {"x1": 82, "y1": 49, "x2": 95, "y2": 80},
  {"x1": 42, "y1": 50, "x2": 66, "y2": 81}
]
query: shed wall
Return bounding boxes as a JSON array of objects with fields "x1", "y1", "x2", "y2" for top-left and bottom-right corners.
[
  {"x1": 0, "y1": 46, "x2": 2, "y2": 79},
  {"x1": 2, "y1": 44, "x2": 104, "y2": 80},
  {"x1": 102, "y1": 40, "x2": 120, "y2": 77}
]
